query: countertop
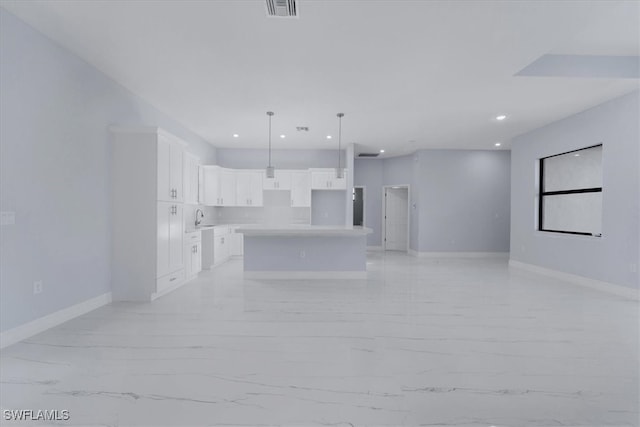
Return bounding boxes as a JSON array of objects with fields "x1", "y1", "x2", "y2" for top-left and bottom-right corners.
[{"x1": 235, "y1": 225, "x2": 372, "y2": 237}]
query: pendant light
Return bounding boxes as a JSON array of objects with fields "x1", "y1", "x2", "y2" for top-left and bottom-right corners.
[
  {"x1": 266, "y1": 111, "x2": 275, "y2": 178},
  {"x1": 336, "y1": 112, "x2": 344, "y2": 179}
]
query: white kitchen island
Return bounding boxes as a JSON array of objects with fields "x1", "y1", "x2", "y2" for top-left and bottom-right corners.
[{"x1": 236, "y1": 225, "x2": 372, "y2": 279}]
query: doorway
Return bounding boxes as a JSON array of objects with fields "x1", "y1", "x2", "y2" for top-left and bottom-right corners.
[
  {"x1": 353, "y1": 186, "x2": 364, "y2": 226},
  {"x1": 383, "y1": 186, "x2": 409, "y2": 251}
]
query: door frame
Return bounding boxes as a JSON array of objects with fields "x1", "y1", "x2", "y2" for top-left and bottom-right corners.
[
  {"x1": 353, "y1": 186, "x2": 366, "y2": 227},
  {"x1": 382, "y1": 185, "x2": 410, "y2": 252}
]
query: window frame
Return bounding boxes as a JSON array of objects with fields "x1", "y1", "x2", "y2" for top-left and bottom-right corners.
[{"x1": 538, "y1": 144, "x2": 603, "y2": 236}]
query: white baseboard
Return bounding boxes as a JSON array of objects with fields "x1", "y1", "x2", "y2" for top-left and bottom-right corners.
[
  {"x1": 408, "y1": 249, "x2": 509, "y2": 259},
  {"x1": 0, "y1": 292, "x2": 112, "y2": 349},
  {"x1": 509, "y1": 260, "x2": 639, "y2": 301},
  {"x1": 244, "y1": 271, "x2": 366, "y2": 280},
  {"x1": 367, "y1": 246, "x2": 383, "y2": 251}
]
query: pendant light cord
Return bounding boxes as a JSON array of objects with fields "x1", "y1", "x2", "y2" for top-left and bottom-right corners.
[
  {"x1": 267, "y1": 111, "x2": 274, "y2": 168},
  {"x1": 337, "y1": 113, "x2": 344, "y2": 172}
]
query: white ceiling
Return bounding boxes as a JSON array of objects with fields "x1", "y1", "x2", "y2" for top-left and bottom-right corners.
[{"x1": 2, "y1": 0, "x2": 639, "y2": 156}]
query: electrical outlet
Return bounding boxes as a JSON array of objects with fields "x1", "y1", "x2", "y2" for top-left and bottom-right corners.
[{"x1": 33, "y1": 281, "x2": 43, "y2": 295}]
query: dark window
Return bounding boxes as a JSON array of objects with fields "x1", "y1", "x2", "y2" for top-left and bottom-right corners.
[{"x1": 539, "y1": 144, "x2": 602, "y2": 236}]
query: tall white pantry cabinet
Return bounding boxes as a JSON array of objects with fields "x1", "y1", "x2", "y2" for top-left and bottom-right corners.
[{"x1": 111, "y1": 127, "x2": 186, "y2": 301}]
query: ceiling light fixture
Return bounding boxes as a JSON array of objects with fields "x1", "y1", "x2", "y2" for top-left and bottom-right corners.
[
  {"x1": 495, "y1": 142, "x2": 501, "y2": 147},
  {"x1": 280, "y1": 134, "x2": 286, "y2": 139},
  {"x1": 496, "y1": 115, "x2": 507, "y2": 121},
  {"x1": 336, "y1": 113, "x2": 344, "y2": 179},
  {"x1": 233, "y1": 134, "x2": 239, "y2": 138},
  {"x1": 380, "y1": 149, "x2": 385, "y2": 153},
  {"x1": 266, "y1": 111, "x2": 275, "y2": 178},
  {"x1": 326, "y1": 135, "x2": 332, "y2": 139}
]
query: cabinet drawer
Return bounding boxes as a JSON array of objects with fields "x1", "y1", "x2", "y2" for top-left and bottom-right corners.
[
  {"x1": 186, "y1": 231, "x2": 202, "y2": 243},
  {"x1": 157, "y1": 269, "x2": 185, "y2": 294}
]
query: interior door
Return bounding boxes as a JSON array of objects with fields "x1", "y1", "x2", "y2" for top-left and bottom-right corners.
[
  {"x1": 385, "y1": 187, "x2": 408, "y2": 251},
  {"x1": 353, "y1": 187, "x2": 364, "y2": 226}
]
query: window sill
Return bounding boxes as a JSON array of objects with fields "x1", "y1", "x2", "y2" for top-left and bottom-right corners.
[{"x1": 534, "y1": 231, "x2": 603, "y2": 241}]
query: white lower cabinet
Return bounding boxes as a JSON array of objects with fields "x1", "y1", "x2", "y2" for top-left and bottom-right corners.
[
  {"x1": 230, "y1": 227, "x2": 244, "y2": 257},
  {"x1": 157, "y1": 201, "x2": 184, "y2": 278},
  {"x1": 213, "y1": 226, "x2": 230, "y2": 265},
  {"x1": 156, "y1": 269, "x2": 185, "y2": 296},
  {"x1": 185, "y1": 231, "x2": 202, "y2": 280}
]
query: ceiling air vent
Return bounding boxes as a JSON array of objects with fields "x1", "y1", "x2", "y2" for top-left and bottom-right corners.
[
  {"x1": 358, "y1": 153, "x2": 380, "y2": 158},
  {"x1": 266, "y1": 0, "x2": 298, "y2": 18}
]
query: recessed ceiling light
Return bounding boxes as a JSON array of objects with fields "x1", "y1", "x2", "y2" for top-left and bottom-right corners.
[
  {"x1": 496, "y1": 115, "x2": 507, "y2": 121},
  {"x1": 326, "y1": 135, "x2": 332, "y2": 139},
  {"x1": 232, "y1": 134, "x2": 239, "y2": 138},
  {"x1": 494, "y1": 142, "x2": 501, "y2": 147},
  {"x1": 380, "y1": 149, "x2": 385, "y2": 153},
  {"x1": 280, "y1": 134, "x2": 286, "y2": 139},
  {"x1": 574, "y1": 153, "x2": 580, "y2": 157}
]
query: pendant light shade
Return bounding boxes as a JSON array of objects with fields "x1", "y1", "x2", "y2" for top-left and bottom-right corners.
[
  {"x1": 266, "y1": 111, "x2": 275, "y2": 178},
  {"x1": 336, "y1": 113, "x2": 344, "y2": 179}
]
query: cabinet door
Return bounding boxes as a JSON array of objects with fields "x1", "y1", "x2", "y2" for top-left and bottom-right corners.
[
  {"x1": 157, "y1": 202, "x2": 171, "y2": 277},
  {"x1": 310, "y1": 170, "x2": 331, "y2": 189},
  {"x1": 193, "y1": 242, "x2": 202, "y2": 274},
  {"x1": 220, "y1": 170, "x2": 236, "y2": 206},
  {"x1": 221, "y1": 234, "x2": 230, "y2": 261},
  {"x1": 183, "y1": 153, "x2": 199, "y2": 205},
  {"x1": 170, "y1": 143, "x2": 184, "y2": 202},
  {"x1": 213, "y1": 235, "x2": 223, "y2": 265},
  {"x1": 235, "y1": 172, "x2": 251, "y2": 207},
  {"x1": 202, "y1": 167, "x2": 221, "y2": 206},
  {"x1": 157, "y1": 138, "x2": 171, "y2": 201},
  {"x1": 291, "y1": 171, "x2": 311, "y2": 207},
  {"x1": 263, "y1": 170, "x2": 291, "y2": 190},
  {"x1": 169, "y1": 203, "x2": 184, "y2": 272},
  {"x1": 249, "y1": 171, "x2": 263, "y2": 206},
  {"x1": 184, "y1": 243, "x2": 193, "y2": 279}
]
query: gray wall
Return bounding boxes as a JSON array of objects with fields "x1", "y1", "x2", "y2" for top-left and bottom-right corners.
[
  {"x1": 355, "y1": 151, "x2": 511, "y2": 253},
  {"x1": 510, "y1": 90, "x2": 639, "y2": 290},
  {"x1": 0, "y1": 9, "x2": 217, "y2": 332},
  {"x1": 416, "y1": 150, "x2": 511, "y2": 252}
]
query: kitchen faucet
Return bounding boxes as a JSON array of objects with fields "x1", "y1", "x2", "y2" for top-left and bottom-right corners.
[{"x1": 195, "y1": 209, "x2": 204, "y2": 226}]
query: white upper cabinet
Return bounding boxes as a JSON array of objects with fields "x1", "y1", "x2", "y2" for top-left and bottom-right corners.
[
  {"x1": 236, "y1": 170, "x2": 263, "y2": 206},
  {"x1": 310, "y1": 168, "x2": 346, "y2": 190},
  {"x1": 201, "y1": 166, "x2": 237, "y2": 206},
  {"x1": 219, "y1": 169, "x2": 237, "y2": 206},
  {"x1": 183, "y1": 152, "x2": 200, "y2": 205},
  {"x1": 201, "y1": 165, "x2": 220, "y2": 206},
  {"x1": 290, "y1": 170, "x2": 311, "y2": 207},
  {"x1": 157, "y1": 133, "x2": 185, "y2": 202},
  {"x1": 263, "y1": 169, "x2": 292, "y2": 190}
]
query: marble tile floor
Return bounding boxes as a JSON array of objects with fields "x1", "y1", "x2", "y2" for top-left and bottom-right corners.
[{"x1": 1, "y1": 252, "x2": 638, "y2": 427}]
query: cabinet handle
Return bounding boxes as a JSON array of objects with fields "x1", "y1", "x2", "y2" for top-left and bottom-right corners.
[{"x1": 170, "y1": 277, "x2": 176, "y2": 282}]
